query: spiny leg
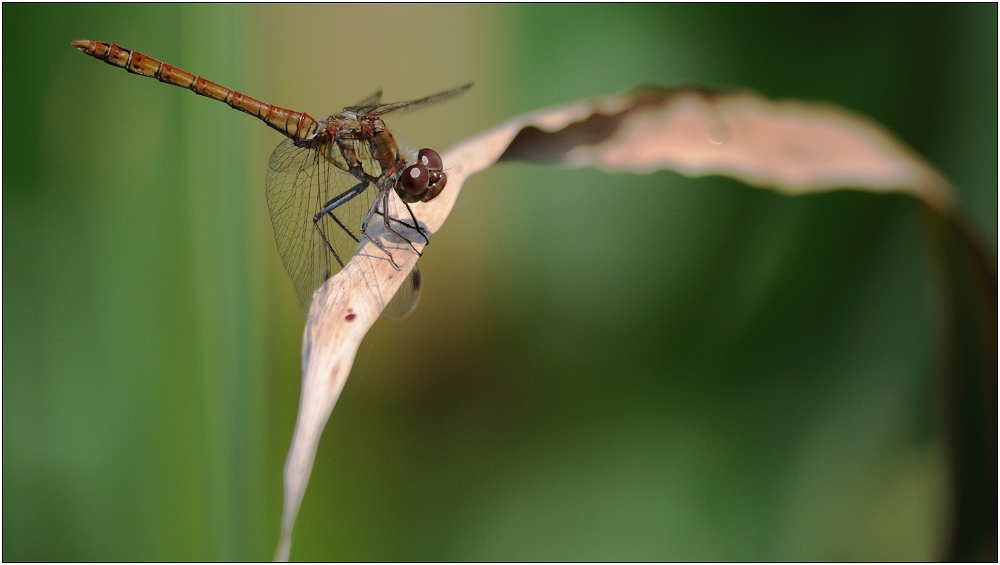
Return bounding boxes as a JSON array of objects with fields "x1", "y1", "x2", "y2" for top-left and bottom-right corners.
[
  {"x1": 358, "y1": 189, "x2": 403, "y2": 270},
  {"x1": 374, "y1": 203, "x2": 430, "y2": 246},
  {"x1": 377, "y1": 189, "x2": 423, "y2": 258},
  {"x1": 313, "y1": 180, "x2": 369, "y2": 268},
  {"x1": 402, "y1": 200, "x2": 430, "y2": 245},
  {"x1": 374, "y1": 209, "x2": 415, "y2": 230},
  {"x1": 315, "y1": 214, "x2": 351, "y2": 268},
  {"x1": 372, "y1": 201, "x2": 429, "y2": 245}
]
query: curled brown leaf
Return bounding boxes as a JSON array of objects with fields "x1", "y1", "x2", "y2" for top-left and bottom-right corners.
[{"x1": 275, "y1": 85, "x2": 960, "y2": 560}]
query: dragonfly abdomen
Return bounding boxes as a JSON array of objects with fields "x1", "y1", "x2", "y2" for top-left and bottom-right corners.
[{"x1": 72, "y1": 39, "x2": 319, "y2": 141}]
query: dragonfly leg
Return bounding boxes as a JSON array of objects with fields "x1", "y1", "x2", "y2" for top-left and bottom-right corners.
[
  {"x1": 372, "y1": 201, "x2": 429, "y2": 245},
  {"x1": 377, "y1": 190, "x2": 423, "y2": 258},
  {"x1": 313, "y1": 180, "x2": 370, "y2": 267},
  {"x1": 357, "y1": 190, "x2": 403, "y2": 270},
  {"x1": 389, "y1": 202, "x2": 431, "y2": 245},
  {"x1": 360, "y1": 232, "x2": 402, "y2": 270},
  {"x1": 401, "y1": 200, "x2": 430, "y2": 245}
]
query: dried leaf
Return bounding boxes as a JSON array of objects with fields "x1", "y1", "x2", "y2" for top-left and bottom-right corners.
[
  {"x1": 498, "y1": 86, "x2": 956, "y2": 213},
  {"x1": 275, "y1": 85, "x2": 960, "y2": 560}
]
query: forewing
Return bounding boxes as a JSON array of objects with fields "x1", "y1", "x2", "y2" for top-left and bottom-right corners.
[
  {"x1": 371, "y1": 83, "x2": 473, "y2": 116},
  {"x1": 343, "y1": 88, "x2": 383, "y2": 114},
  {"x1": 266, "y1": 138, "x2": 378, "y2": 312}
]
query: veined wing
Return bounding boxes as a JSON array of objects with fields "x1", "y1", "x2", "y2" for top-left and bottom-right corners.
[
  {"x1": 343, "y1": 88, "x2": 384, "y2": 114},
  {"x1": 383, "y1": 263, "x2": 423, "y2": 319},
  {"x1": 370, "y1": 83, "x2": 473, "y2": 116},
  {"x1": 266, "y1": 138, "x2": 379, "y2": 312}
]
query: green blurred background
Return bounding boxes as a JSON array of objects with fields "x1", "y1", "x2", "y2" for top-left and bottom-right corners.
[{"x1": 3, "y1": 4, "x2": 995, "y2": 561}]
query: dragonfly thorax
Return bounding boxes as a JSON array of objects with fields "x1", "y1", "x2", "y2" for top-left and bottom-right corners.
[
  {"x1": 318, "y1": 113, "x2": 405, "y2": 180},
  {"x1": 367, "y1": 122, "x2": 405, "y2": 176}
]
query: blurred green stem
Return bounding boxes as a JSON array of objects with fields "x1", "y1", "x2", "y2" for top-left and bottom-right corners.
[{"x1": 922, "y1": 206, "x2": 997, "y2": 561}]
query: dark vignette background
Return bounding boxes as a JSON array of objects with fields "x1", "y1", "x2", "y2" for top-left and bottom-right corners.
[{"x1": 4, "y1": 4, "x2": 996, "y2": 561}]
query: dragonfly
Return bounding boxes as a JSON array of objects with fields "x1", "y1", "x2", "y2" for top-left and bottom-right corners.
[{"x1": 72, "y1": 39, "x2": 471, "y2": 317}]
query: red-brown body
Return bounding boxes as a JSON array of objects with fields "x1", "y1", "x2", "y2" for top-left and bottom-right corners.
[{"x1": 72, "y1": 39, "x2": 320, "y2": 141}]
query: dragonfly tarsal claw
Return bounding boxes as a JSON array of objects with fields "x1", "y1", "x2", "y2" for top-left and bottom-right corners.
[
  {"x1": 386, "y1": 254, "x2": 402, "y2": 271},
  {"x1": 360, "y1": 229, "x2": 404, "y2": 271}
]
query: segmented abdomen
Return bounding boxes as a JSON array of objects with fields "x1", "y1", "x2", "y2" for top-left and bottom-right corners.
[{"x1": 72, "y1": 39, "x2": 319, "y2": 141}]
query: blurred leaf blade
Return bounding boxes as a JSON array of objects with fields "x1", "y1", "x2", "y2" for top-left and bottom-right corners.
[
  {"x1": 499, "y1": 86, "x2": 956, "y2": 213},
  {"x1": 278, "y1": 83, "x2": 979, "y2": 559}
]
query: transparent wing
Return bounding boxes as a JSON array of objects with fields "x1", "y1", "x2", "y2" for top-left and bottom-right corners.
[
  {"x1": 383, "y1": 262, "x2": 422, "y2": 319},
  {"x1": 370, "y1": 83, "x2": 473, "y2": 116},
  {"x1": 343, "y1": 88, "x2": 384, "y2": 114},
  {"x1": 266, "y1": 138, "x2": 379, "y2": 312}
]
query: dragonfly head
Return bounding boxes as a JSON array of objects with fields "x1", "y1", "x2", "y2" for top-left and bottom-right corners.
[{"x1": 396, "y1": 148, "x2": 447, "y2": 204}]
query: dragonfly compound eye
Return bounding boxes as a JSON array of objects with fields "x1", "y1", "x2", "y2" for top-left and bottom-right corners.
[
  {"x1": 417, "y1": 148, "x2": 443, "y2": 171},
  {"x1": 401, "y1": 163, "x2": 430, "y2": 198}
]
